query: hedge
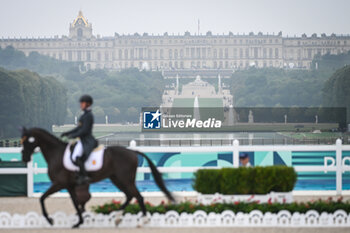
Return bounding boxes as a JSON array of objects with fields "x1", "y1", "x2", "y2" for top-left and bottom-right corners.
[
  {"x1": 93, "y1": 198, "x2": 350, "y2": 215},
  {"x1": 193, "y1": 166, "x2": 297, "y2": 195}
]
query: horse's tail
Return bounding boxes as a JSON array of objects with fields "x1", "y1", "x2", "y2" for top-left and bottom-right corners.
[{"x1": 136, "y1": 151, "x2": 175, "y2": 202}]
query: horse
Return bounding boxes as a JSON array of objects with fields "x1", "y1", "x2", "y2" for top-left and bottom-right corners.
[{"x1": 20, "y1": 127, "x2": 174, "y2": 228}]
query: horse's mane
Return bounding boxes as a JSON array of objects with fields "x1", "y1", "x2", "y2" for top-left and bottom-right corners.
[{"x1": 30, "y1": 127, "x2": 66, "y2": 145}]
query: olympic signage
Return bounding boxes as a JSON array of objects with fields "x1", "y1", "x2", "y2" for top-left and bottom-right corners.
[{"x1": 324, "y1": 156, "x2": 350, "y2": 172}]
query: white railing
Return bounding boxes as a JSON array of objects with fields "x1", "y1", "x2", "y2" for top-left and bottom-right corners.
[
  {"x1": 1, "y1": 209, "x2": 350, "y2": 228},
  {"x1": 1, "y1": 139, "x2": 350, "y2": 197}
]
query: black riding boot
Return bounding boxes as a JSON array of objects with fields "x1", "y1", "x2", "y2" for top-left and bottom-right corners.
[{"x1": 76, "y1": 157, "x2": 90, "y2": 185}]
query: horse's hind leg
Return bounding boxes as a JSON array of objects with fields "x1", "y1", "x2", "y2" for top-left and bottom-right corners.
[
  {"x1": 127, "y1": 185, "x2": 147, "y2": 216},
  {"x1": 109, "y1": 176, "x2": 133, "y2": 210},
  {"x1": 110, "y1": 176, "x2": 147, "y2": 216},
  {"x1": 129, "y1": 186, "x2": 149, "y2": 227},
  {"x1": 67, "y1": 187, "x2": 84, "y2": 228}
]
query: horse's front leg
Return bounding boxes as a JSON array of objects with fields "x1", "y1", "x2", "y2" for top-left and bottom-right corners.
[{"x1": 40, "y1": 183, "x2": 62, "y2": 225}]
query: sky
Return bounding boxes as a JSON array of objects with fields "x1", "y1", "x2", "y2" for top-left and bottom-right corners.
[{"x1": 0, "y1": 0, "x2": 349, "y2": 38}]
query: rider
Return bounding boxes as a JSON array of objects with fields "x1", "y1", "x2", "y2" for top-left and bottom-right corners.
[{"x1": 61, "y1": 95, "x2": 98, "y2": 185}]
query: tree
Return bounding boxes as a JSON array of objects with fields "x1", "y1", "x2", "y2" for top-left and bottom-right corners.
[
  {"x1": 323, "y1": 65, "x2": 350, "y2": 124},
  {"x1": 0, "y1": 68, "x2": 67, "y2": 138}
]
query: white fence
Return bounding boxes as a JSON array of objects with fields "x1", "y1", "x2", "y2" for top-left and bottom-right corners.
[
  {"x1": 1, "y1": 209, "x2": 350, "y2": 228},
  {"x1": 0, "y1": 139, "x2": 350, "y2": 197}
]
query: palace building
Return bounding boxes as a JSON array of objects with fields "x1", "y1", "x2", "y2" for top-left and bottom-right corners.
[{"x1": 1, "y1": 11, "x2": 350, "y2": 71}]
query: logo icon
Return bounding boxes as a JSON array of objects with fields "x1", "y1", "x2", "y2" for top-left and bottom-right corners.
[{"x1": 143, "y1": 110, "x2": 162, "y2": 129}]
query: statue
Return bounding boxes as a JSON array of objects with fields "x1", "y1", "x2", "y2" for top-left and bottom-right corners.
[{"x1": 248, "y1": 110, "x2": 254, "y2": 123}]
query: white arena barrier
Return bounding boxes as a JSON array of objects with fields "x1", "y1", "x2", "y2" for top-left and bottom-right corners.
[{"x1": 0, "y1": 210, "x2": 349, "y2": 228}]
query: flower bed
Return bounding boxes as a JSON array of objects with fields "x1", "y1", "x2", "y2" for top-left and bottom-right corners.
[
  {"x1": 93, "y1": 198, "x2": 350, "y2": 215},
  {"x1": 197, "y1": 192, "x2": 293, "y2": 205}
]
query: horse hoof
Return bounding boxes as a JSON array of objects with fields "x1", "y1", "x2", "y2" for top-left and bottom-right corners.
[
  {"x1": 137, "y1": 216, "x2": 150, "y2": 227},
  {"x1": 47, "y1": 217, "x2": 54, "y2": 226},
  {"x1": 115, "y1": 218, "x2": 122, "y2": 226},
  {"x1": 72, "y1": 223, "x2": 81, "y2": 229}
]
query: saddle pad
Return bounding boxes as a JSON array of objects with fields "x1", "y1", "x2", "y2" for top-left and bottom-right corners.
[{"x1": 63, "y1": 142, "x2": 105, "y2": 172}]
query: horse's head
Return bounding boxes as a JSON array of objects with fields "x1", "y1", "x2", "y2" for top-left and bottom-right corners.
[{"x1": 20, "y1": 127, "x2": 38, "y2": 163}]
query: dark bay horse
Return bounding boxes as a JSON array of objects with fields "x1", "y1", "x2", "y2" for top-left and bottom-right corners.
[{"x1": 20, "y1": 127, "x2": 174, "y2": 228}]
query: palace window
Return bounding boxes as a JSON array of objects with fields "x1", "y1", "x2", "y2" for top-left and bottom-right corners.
[
  {"x1": 160, "y1": 49, "x2": 164, "y2": 59},
  {"x1": 105, "y1": 52, "x2": 109, "y2": 61},
  {"x1": 225, "y1": 48, "x2": 228, "y2": 58},
  {"x1": 289, "y1": 49, "x2": 294, "y2": 59},
  {"x1": 124, "y1": 49, "x2": 128, "y2": 59},
  {"x1": 169, "y1": 49, "x2": 173, "y2": 59},
  {"x1": 213, "y1": 49, "x2": 217, "y2": 58},
  {"x1": 180, "y1": 49, "x2": 184, "y2": 58},
  {"x1": 196, "y1": 48, "x2": 201, "y2": 58},
  {"x1": 191, "y1": 48, "x2": 195, "y2": 58},
  {"x1": 202, "y1": 48, "x2": 206, "y2": 58},
  {"x1": 263, "y1": 48, "x2": 267, "y2": 58},
  {"x1": 239, "y1": 48, "x2": 243, "y2": 58},
  {"x1": 219, "y1": 49, "x2": 223, "y2": 58},
  {"x1": 139, "y1": 48, "x2": 143, "y2": 59},
  {"x1": 87, "y1": 51, "x2": 91, "y2": 61},
  {"x1": 130, "y1": 49, "x2": 134, "y2": 59},
  {"x1": 233, "y1": 48, "x2": 237, "y2": 58},
  {"x1": 245, "y1": 48, "x2": 249, "y2": 58},
  {"x1": 254, "y1": 47, "x2": 258, "y2": 58},
  {"x1": 269, "y1": 48, "x2": 273, "y2": 58},
  {"x1": 119, "y1": 49, "x2": 122, "y2": 59},
  {"x1": 154, "y1": 49, "x2": 158, "y2": 59},
  {"x1": 275, "y1": 48, "x2": 279, "y2": 58},
  {"x1": 174, "y1": 49, "x2": 178, "y2": 58}
]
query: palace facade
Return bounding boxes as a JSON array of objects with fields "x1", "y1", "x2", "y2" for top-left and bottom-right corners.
[{"x1": 1, "y1": 11, "x2": 350, "y2": 71}]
